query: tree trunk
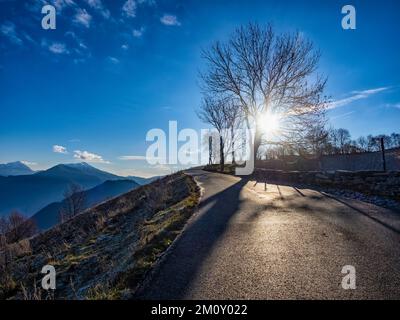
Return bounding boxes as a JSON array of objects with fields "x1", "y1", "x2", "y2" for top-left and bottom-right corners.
[
  {"x1": 220, "y1": 135, "x2": 225, "y2": 172},
  {"x1": 253, "y1": 126, "x2": 262, "y2": 162}
]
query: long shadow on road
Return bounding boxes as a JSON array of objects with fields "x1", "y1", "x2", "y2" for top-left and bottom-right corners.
[
  {"x1": 319, "y1": 191, "x2": 400, "y2": 235},
  {"x1": 136, "y1": 172, "x2": 400, "y2": 299},
  {"x1": 136, "y1": 175, "x2": 249, "y2": 299}
]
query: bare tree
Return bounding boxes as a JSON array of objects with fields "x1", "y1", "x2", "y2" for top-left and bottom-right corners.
[
  {"x1": 59, "y1": 184, "x2": 86, "y2": 222},
  {"x1": 197, "y1": 96, "x2": 232, "y2": 171},
  {"x1": 356, "y1": 136, "x2": 368, "y2": 152},
  {"x1": 0, "y1": 217, "x2": 8, "y2": 237},
  {"x1": 263, "y1": 128, "x2": 400, "y2": 158},
  {"x1": 336, "y1": 129, "x2": 351, "y2": 154},
  {"x1": 390, "y1": 133, "x2": 400, "y2": 148},
  {"x1": 1, "y1": 212, "x2": 36, "y2": 299},
  {"x1": 305, "y1": 125, "x2": 329, "y2": 156},
  {"x1": 0, "y1": 211, "x2": 37, "y2": 244},
  {"x1": 200, "y1": 22, "x2": 327, "y2": 159},
  {"x1": 0, "y1": 217, "x2": 8, "y2": 252},
  {"x1": 202, "y1": 130, "x2": 222, "y2": 165},
  {"x1": 376, "y1": 134, "x2": 392, "y2": 149},
  {"x1": 223, "y1": 100, "x2": 242, "y2": 164},
  {"x1": 367, "y1": 135, "x2": 380, "y2": 152}
]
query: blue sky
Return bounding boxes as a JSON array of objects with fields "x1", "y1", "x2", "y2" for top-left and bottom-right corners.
[{"x1": 1, "y1": 0, "x2": 399, "y2": 177}]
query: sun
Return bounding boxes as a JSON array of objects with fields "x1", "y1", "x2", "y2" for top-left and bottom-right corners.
[{"x1": 258, "y1": 112, "x2": 280, "y2": 134}]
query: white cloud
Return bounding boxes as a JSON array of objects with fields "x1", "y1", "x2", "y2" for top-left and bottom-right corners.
[
  {"x1": 53, "y1": 0, "x2": 76, "y2": 11},
  {"x1": 53, "y1": 145, "x2": 68, "y2": 154},
  {"x1": 78, "y1": 42, "x2": 88, "y2": 50},
  {"x1": 119, "y1": 155, "x2": 165, "y2": 162},
  {"x1": 151, "y1": 164, "x2": 173, "y2": 172},
  {"x1": 74, "y1": 9, "x2": 92, "y2": 28},
  {"x1": 21, "y1": 160, "x2": 38, "y2": 166},
  {"x1": 86, "y1": 0, "x2": 101, "y2": 7},
  {"x1": 48, "y1": 42, "x2": 69, "y2": 54},
  {"x1": 1, "y1": 22, "x2": 22, "y2": 45},
  {"x1": 121, "y1": 44, "x2": 129, "y2": 50},
  {"x1": 122, "y1": 0, "x2": 137, "y2": 18},
  {"x1": 85, "y1": 0, "x2": 110, "y2": 19},
  {"x1": 73, "y1": 58, "x2": 86, "y2": 64},
  {"x1": 138, "y1": 0, "x2": 156, "y2": 5},
  {"x1": 327, "y1": 87, "x2": 390, "y2": 109},
  {"x1": 65, "y1": 31, "x2": 90, "y2": 59},
  {"x1": 74, "y1": 150, "x2": 110, "y2": 163},
  {"x1": 22, "y1": 32, "x2": 36, "y2": 45},
  {"x1": 132, "y1": 27, "x2": 144, "y2": 38},
  {"x1": 330, "y1": 111, "x2": 355, "y2": 120},
  {"x1": 351, "y1": 87, "x2": 389, "y2": 95},
  {"x1": 160, "y1": 14, "x2": 181, "y2": 26},
  {"x1": 107, "y1": 56, "x2": 120, "y2": 64},
  {"x1": 65, "y1": 31, "x2": 77, "y2": 39},
  {"x1": 383, "y1": 103, "x2": 400, "y2": 110},
  {"x1": 119, "y1": 155, "x2": 147, "y2": 160}
]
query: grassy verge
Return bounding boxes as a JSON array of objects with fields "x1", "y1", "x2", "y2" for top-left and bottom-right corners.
[
  {"x1": 86, "y1": 175, "x2": 200, "y2": 299},
  {"x1": 2, "y1": 173, "x2": 200, "y2": 300}
]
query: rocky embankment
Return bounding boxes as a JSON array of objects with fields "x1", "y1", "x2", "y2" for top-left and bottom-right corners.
[
  {"x1": 205, "y1": 165, "x2": 400, "y2": 211},
  {"x1": 0, "y1": 172, "x2": 200, "y2": 300},
  {"x1": 253, "y1": 169, "x2": 400, "y2": 210},
  {"x1": 254, "y1": 169, "x2": 400, "y2": 199}
]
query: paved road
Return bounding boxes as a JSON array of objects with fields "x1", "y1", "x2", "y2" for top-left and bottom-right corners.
[{"x1": 137, "y1": 170, "x2": 400, "y2": 299}]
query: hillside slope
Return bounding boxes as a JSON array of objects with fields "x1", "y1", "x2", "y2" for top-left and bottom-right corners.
[
  {"x1": 0, "y1": 172, "x2": 199, "y2": 300},
  {"x1": 31, "y1": 179, "x2": 140, "y2": 231},
  {"x1": 127, "y1": 176, "x2": 161, "y2": 185},
  {"x1": 0, "y1": 163, "x2": 124, "y2": 217}
]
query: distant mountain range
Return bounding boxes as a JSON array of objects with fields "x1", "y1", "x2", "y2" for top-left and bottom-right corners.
[
  {"x1": 0, "y1": 161, "x2": 160, "y2": 218},
  {"x1": 128, "y1": 175, "x2": 161, "y2": 185},
  {"x1": 32, "y1": 179, "x2": 139, "y2": 230},
  {"x1": 0, "y1": 161, "x2": 35, "y2": 176}
]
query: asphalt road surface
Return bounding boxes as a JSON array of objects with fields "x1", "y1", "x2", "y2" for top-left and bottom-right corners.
[{"x1": 137, "y1": 169, "x2": 400, "y2": 299}]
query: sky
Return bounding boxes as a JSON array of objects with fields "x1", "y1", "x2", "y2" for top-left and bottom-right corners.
[{"x1": 1, "y1": 0, "x2": 399, "y2": 177}]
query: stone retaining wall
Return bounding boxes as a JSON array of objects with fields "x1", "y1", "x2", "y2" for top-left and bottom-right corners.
[{"x1": 254, "y1": 169, "x2": 400, "y2": 199}]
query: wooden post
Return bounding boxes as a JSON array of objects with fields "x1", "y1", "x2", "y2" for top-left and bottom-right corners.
[
  {"x1": 264, "y1": 172, "x2": 267, "y2": 191},
  {"x1": 380, "y1": 137, "x2": 386, "y2": 172},
  {"x1": 208, "y1": 136, "x2": 212, "y2": 165},
  {"x1": 231, "y1": 126, "x2": 236, "y2": 165},
  {"x1": 219, "y1": 136, "x2": 224, "y2": 172}
]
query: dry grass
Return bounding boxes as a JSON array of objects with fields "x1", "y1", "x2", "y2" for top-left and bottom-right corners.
[
  {"x1": 1, "y1": 173, "x2": 200, "y2": 300},
  {"x1": 85, "y1": 283, "x2": 121, "y2": 300},
  {"x1": 118, "y1": 190, "x2": 200, "y2": 293}
]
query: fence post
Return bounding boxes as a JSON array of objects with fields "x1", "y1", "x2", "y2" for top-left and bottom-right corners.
[
  {"x1": 208, "y1": 136, "x2": 212, "y2": 165},
  {"x1": 380, "y1": 137, "x2": 386, "y2": 172}
]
